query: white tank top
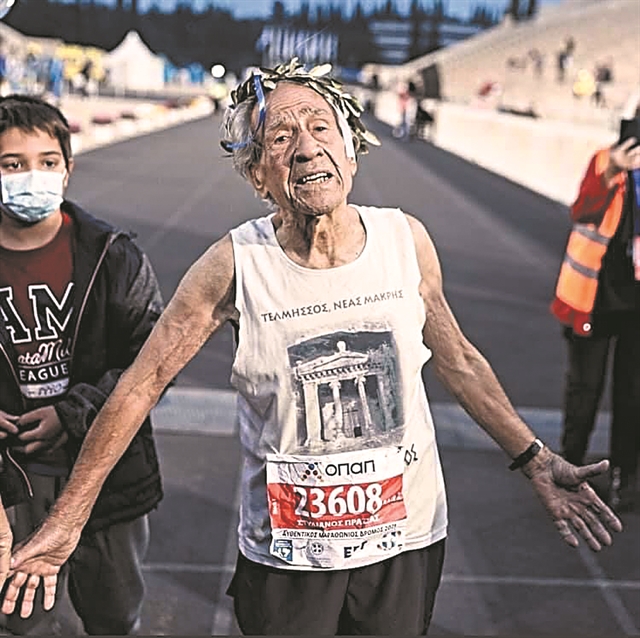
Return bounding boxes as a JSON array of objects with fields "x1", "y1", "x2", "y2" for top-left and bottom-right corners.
[{"x1": 230, "y1": 205, "x2": 447, "y2": 570}]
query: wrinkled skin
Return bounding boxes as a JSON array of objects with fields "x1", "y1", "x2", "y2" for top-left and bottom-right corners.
[{"x1": 522, "y1": 448, "x2": 622, "y2": 551}]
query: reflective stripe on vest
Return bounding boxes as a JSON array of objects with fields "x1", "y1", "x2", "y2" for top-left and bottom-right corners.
[{"x1": 554, "y1": 182, "x2": 624, "y2": 314}]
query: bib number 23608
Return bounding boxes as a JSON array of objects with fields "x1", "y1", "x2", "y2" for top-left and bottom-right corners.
[
  {"x1": 266, "y1": 447, "x2": 407, "y2": 568},
  {"x1": 294, "y1": 483, "x2": 383, "y2": 519}
]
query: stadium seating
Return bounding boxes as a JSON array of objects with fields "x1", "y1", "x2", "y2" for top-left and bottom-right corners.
[{"x1": 399, "y1": 0, "x2": 639, "y2": 127}]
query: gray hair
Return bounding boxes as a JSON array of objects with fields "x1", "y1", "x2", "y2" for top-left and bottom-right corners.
[{"x1": 220, "y1": 97, "x2": 262, "y2": 181}]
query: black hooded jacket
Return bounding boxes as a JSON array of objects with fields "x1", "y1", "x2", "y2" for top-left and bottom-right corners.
[{"x1": 0, "y1": 202, "x2": 164, "y2": 533}]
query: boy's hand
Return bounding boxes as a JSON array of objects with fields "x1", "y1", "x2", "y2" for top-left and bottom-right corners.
[
  {"x1": 0, "y1": 411, "x2": 19, "y2": 440},
  {"x1": 14, "y1": 407, "x2": 66, "y2": 455}
]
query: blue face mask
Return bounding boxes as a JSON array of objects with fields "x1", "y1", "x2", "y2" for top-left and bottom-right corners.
[{"x1": 1, "y1": 170, "x2": 66, "y2": 224}]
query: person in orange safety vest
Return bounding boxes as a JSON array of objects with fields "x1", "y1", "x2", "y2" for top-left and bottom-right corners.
[{"x1": 551, "y1": 120, "x2": 640, "y2": 513}]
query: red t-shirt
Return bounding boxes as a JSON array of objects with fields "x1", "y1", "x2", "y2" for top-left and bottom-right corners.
[
  {"x1": 0, "y1": 213, "x2": 74, "y2": 472},
  {"x1": 0, "y1": 213, "x2": 74, "y2": 405}
]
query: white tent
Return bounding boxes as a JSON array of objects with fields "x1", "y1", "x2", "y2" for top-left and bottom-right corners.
[{"x1": 105, "y1": 31, "x2": 164, "y2": 92}]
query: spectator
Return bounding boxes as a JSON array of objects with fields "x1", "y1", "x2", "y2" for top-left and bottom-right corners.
[
  {"x1": 565, "y1": 36, "x2": 576, "y2": 58},
  {"x1": 551, "y1": 100, "x2": 640, "y2": 513},
  {"x1": 528, "y1": 48, "x2": 544, "y2": 77},
  {"x1": 0, "y1": 95, "x2": 165, "y2": 634},
  {"x1": 392, "y1": 82, "x2": 414, "y2": 140},
  {"x1": 557, "y1": 36, "x2": 576, "y2": 84},
  {"x1": 595, "y1": 59, "x2": 614, "y2": 84},
  {"x1": 47, "y1": 56, "x2": 65, "y2": 106},
  {"x1": 592, "y1": 79, "x2": 606, "y2": 108},
  {"x1": 557, "y1": 51, "x2": 567, "y2": 83},
  {"x1": 413, "y1": 99, "x2": 435, "y2": 141}
]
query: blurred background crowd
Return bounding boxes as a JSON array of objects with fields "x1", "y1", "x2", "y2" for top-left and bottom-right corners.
[
  {"x1": 1, "y1": 0, "x2": 637, "y2": 123},
  {"x1": 0, "y1": 0, "x2": 637, "y2": 205}
]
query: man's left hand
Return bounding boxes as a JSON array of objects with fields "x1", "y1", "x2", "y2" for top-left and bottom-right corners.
[{"x1": 523, "y1": 448, "x2": 623, "y2": 551}]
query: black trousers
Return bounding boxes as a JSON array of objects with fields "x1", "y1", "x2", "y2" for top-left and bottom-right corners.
[
  {"x1": 2, "y1": 473, "x2": 149, "y2": 636},
  {"x1": 561, "y1": 324, "x2": 640, "y2": 477},
  {"x1": 227, "y1": 540, "x2": 446, "y2": 636}
]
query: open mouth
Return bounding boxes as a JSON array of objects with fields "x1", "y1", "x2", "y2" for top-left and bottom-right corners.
[{"x1": 295, "y1": 171, "x2": 333, "y2": 185}]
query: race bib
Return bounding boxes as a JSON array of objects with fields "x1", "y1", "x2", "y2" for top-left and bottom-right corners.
[{"x1": 266, "y1": 447, "x2": 407, "y2": 568}]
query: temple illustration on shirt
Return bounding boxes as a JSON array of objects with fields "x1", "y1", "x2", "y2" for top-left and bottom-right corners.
[{"x1": 288, "y1": 330, "x2": 403, "y2": 452}]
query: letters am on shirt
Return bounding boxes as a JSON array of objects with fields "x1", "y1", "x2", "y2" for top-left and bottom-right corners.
[{"x1": 0, "y1": 282, "x2": 74, "y2": 399}]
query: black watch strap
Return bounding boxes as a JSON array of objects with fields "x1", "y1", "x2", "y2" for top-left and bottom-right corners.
[{"x1": 509, "y1": 438, "x2": 544, "y2": 471}]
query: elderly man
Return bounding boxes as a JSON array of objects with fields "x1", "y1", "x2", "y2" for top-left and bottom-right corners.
[{"x1": 7, "y1": 60, "x2": 622, "y2": 635}]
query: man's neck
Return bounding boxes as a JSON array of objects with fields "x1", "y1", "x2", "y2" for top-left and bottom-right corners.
[
  {"x1": 273, "y1": 204, "x2": 366, "y2": 269},
  {"x1": 0, "y1": 210, "x2": 64, "y2": 251}
]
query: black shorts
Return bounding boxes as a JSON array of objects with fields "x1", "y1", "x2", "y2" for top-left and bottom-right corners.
[{"x1": 227, "y1": 539, "x2": 446, "y2": 635}]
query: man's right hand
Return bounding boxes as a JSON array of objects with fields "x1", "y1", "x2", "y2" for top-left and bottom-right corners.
[
  {"x1": 0, "y1": 503, "x2": 13, "y2": 602},
  {"x1": 0, "y1": 501, "x2": 58, "y2": 619},
  {"x1": 4, "y1": 515, "x2": 83, "y2": 616},
  {"x1": 2, "y1": 572, "x2": 58, "y2": 619}
]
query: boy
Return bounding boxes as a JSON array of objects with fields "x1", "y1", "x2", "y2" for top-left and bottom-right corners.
[{"x1": 0, "y1": 94, "x2": 164, "y2": 634}]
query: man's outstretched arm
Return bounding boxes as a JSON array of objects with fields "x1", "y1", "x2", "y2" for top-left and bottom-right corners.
[
  {"x1": 8, "y1": 234, "x2": 237, "y2": 578},
  {"x1": 406, "y1": 213, "x2": 622, "y2": 551}
]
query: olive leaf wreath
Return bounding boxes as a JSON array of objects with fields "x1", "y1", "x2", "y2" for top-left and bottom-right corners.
[{"x1": 222, "y1": 57, "x2": 381, "y2": 155}]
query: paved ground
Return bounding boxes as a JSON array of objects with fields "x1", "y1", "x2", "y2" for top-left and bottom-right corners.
[
  {"x1": 144, "y1": 388, "x2": 638, "y2": 637},
  {"x1": 3, "y1": 95, "x2": 637, "y2": 636}
]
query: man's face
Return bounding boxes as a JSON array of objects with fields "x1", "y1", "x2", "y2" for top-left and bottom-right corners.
[{"x1": 249, "y1": 82, "x2": 357, "y2": 218}]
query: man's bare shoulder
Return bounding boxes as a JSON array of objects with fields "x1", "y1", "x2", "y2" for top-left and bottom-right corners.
[
  {"x1": 197, "y1": 232, "x2": 235, "y2": 275},
  {"x1": 177, "y1": 232, "x2": 237, "y2": 313},
  {"x1": 400, "y1": 212, "x2": 442, "y2": 284},
  {"x1": 402, "y1": 212, "x2": 435, "y2": 252}
]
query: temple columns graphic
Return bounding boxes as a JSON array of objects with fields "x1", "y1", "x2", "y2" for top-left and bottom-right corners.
[{"x1": 294, "y1": 340, "x2": 397, "y2": 447}]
